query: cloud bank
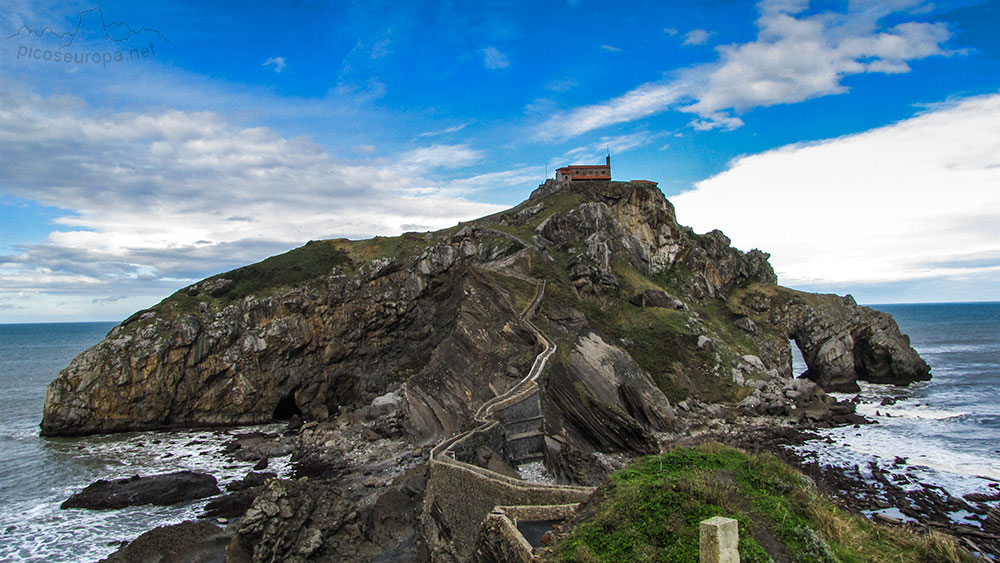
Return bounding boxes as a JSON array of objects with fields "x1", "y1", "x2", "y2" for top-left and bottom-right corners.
[
  {"x1": 0, "y1": 92, "x2": 510, "y2": 320},
  {"x1": 538, "y1": 0, "x2": 954, "y2": 138},
  {"x1": 671, "y1": 93, "x2": 1000, "y2": 295}
]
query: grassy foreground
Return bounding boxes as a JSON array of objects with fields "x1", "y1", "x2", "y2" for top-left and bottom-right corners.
[{"x1": 553, "y1": 443, "x2": 971, "y2": 563}]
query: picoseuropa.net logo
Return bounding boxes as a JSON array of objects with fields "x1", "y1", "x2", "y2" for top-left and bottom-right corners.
[{"x1": 7, "y1": 6, "x2": 167, "y2": 68}]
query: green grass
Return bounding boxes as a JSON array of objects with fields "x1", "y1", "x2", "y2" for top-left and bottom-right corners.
[
  {"x1": 143, "y1": 239, "x2": 355, "y2": 320},
  {"x1": 488, "y1": 189, "x2": 588, "y2": 242},
  {"x1": 152, "y1": 230, "x2": 454, "y2": 320},
  {"x1": 553, "y1": 444, "x2": 972, "y2": 563},
  {"x1": 171, "y1": 239, "x2": 352, "y2": 308}
]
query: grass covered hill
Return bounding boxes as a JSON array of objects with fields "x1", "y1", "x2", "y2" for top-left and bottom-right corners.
[{"x1": 551, "y1": 443, "x2": 972, "y2": 563}]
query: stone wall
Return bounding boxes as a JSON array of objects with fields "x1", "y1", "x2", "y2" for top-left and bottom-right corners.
[
  {"x1": 423, "y1": 458, "x2": 591, "y2": 561},
  {"x1": 474, "y1": 502, "x2": 583, "y2": 562}
]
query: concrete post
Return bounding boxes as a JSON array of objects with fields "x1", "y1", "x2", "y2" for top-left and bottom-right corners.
[{"x1": 700, "y1": 516, "x2": 739, "y2": 563}]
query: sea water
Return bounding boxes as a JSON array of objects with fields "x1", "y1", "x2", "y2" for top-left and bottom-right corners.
[
  {"x1": 0, "y1": 323, "x2": 290, "y2": 562},
  {"x1": 791, "y1": 303, "x2": 1000, "y2": 518}
]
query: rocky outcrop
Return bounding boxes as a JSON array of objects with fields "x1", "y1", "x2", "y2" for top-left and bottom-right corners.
[
  {"x1": 231, "y1": 465, "x2": 428, "y2": 561},
  {"x1": 100, "y1": 520, "x2": 230, "y2": 563},
  {"x1": 41, "y1": 235, "x2": 531, "y2": 437},
  {"x1": 734, "y1": 287, "x2": 931, "y2": 392},
  {"x1": 531, "y1": 180, "x2": 776, "y2": 298},
  {"x1": 629, "y1": 288, "x2": 684, "y2": 309},
  {"x1": 543, "y1": 331, "x2": 675, "y2": 457},
  {"x1": 62, "y1": 471, "x2": 220, "y2": 510},
  {"x1": 40, "y1": 178, "x2": 932, "y2": 562}
]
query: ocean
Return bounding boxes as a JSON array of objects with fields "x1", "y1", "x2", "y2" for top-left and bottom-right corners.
[
  {"x1": 790, "y1": 302, "x2": 1000, "y2": 525},
  {"x1": 0, "y1": 322, "x2": 290, "y2": 562},
  {"x1": 0, "y1": 303, "x2": 997, "y2": 561}
]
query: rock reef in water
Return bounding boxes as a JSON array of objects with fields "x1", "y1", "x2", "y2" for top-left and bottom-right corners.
[
  {"x1": 40, "y1": 179, "x2": 930, "y2": 561},
  {"x1": 61, "y1": 470, "x2": 220, "y2": 510}
]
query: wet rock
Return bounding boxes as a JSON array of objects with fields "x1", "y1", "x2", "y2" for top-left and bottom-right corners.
[
  {"x1": 223, "y1": 432, "x2": 295, "y2": 462},
  {"x1": 226, "y1": 471, "x2": 276, "y2": 492},
  {"x1": 201, "y1": 489, "x2": 259, "y2": 519},
  {"x1": 62, "y1": 471, "x2": 220, "y2": 510},
  {"x1": 99, "y1": 520, "x2": 229, "y2": 563}
]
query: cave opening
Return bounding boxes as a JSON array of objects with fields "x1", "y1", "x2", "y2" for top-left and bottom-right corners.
[
  {"x1": 273, "y1": 393, "x2": 302, "y2": 420},
  {"x1": 789, "y1": 338, "x2": 809, "y2": 378}
]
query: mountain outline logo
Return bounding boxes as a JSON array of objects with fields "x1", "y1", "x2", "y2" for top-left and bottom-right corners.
[{"x1": 6, "y1": 6, "x2": 168, "y2": 49}]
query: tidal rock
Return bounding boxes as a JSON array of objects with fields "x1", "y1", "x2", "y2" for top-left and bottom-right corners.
[
  {"x1": 226, "y1": 471, "x2": 276, "y2": 492},
  {"x1": 739, "y1": 377, "x2": 835, "y2": 421},
  {"x1": 100, "y1": 520, "x2": 229, "y2": 563},
  {"x1": 736, "y1": 288, "x2": 930, "y2": 392},
  {"x1": 202, "y1": 489, "x2": 259, "y2": 519},
  {"x1": 62, "y1": 471, "x2": 220, "y2": 510}
]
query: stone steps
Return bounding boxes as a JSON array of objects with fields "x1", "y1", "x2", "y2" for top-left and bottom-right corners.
[
  {"x1": 504, "y1": 417, "x2": 543, "y2": 438},
  {"x1": 507, "y1": 430, "x2": 544, "y2": 442}
]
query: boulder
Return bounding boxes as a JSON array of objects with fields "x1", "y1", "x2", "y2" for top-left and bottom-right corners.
[
  {"x1": 226, "y1": 471, "x2": 277, "y2": 492},
  {"x1": 62, "y1": 471, "x2": 220, "y2": 510},
  {"x1": 629, "y1": 289, "x2": 671, "y2": 308},
  {"x1": 202, "y1": 490, "x2": 259, "y2": 519},
  {"x1": 100, "y1": 520, "x2": 229, "y2": 563}
]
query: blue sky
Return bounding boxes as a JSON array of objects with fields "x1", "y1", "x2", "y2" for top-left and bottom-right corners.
[{"x1": 1, "y1": 0, "x2": 999, "y2": 322}]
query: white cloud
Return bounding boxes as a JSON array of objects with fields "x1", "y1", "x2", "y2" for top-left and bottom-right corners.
[
  {"x1": 681, "y1": 11, "x2": 950, "y2": 120},
  {"x1": 601, "y1": 44, "x2": 624, "y2": 53},
  {"x1": 262, "y1": 56, "x2": 286, "y2": 73},
  {"x1": 682, "y1": 29, "x2": 712, "y2": 46},
  {"x1": 536, "y1": 82, "x2": 685, "y2": 140},
  {"x1": 481, "y1": 46, "x2": 510, "y2": 69},
  {"x1": 536, "y1": 0, "x2": 954, "y2": 139},
  {"x1": 0, "y1": 92, "x2": 509, "y2": 320},
  {"x1": 418, "y1": 123, "x2": 469, "y2": 137},
  {"x1": 671, "y1": 93, "x2": 1000, "y2": 289},
  {"x1": 398, "y1": 144, "x2": 484, "y2": 169}
]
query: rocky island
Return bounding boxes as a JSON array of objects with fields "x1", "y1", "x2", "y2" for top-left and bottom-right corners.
[{"x1": 43, "y1": 179, "x2": 951, "y2": 561}]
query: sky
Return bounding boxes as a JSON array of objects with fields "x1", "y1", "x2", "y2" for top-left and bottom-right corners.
[{"x1": 1, "y1": 0, "x2": 998, "y2": 323}]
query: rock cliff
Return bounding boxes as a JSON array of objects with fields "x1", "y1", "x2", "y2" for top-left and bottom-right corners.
[{"x1": 42, "y1": 178, "x2": 930, "y2": 561}]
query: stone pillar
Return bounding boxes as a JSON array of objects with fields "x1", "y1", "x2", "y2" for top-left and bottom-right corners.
[{"x1": 700, "y1": 516, "x2": 739, "y2": 563}]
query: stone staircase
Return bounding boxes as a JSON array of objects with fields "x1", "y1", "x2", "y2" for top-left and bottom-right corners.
[
  {"x1": 497, "y1": 391, "x2": 545, "y2": 464},
  {"x1": 423, "y1": 279, "x2": 596, "y2": 560}
]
